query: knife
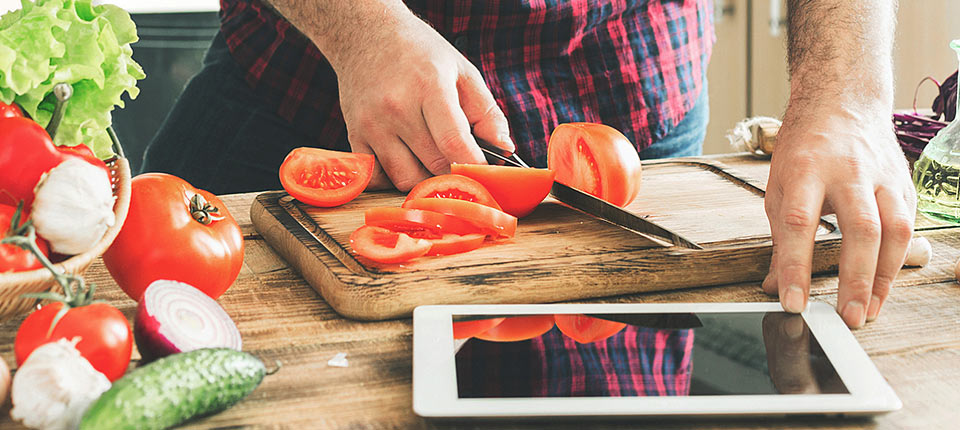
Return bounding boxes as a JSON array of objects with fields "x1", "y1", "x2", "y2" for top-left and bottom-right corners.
[{"x1": 476, "y1": 140, "x2": 703, "y2": 250}]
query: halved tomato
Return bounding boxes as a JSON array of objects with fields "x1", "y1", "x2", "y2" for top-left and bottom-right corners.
[
  {"x1": 450, "y1": 164, "x2": 555, "y2": 218},
  {"x1": 474, "y1": 315, "x2": 556, "y2": 342},
  {"x1": 349, "y1": 225, "x2": 431, "y2": 264},
  {"x1": 554, "y1": 314, "x2": 627, "y2": 344},
  {"x1": 364, "y1": 207, "x2": 485, "y2": 237},
  {"x1": 279, "y1": 147, "x2": 375, "y2": 207},
  {"x1": 402, "y1": 198, "x2": 517, "y2": 238},
  {"x1": 405, "y1": 174, "x2": 501, "y2": 210},
  {"x1": 425, "y1": 233, "x2": 486, "y2": 256},
  {"x1": 547, "y1": 123, "x2": 642, "y2": 207},
  {"x1": 453, "y1": 317, "x2": 506, "y2": 339}
]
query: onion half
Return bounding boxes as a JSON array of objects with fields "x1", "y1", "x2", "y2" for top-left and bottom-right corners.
[{"x1": 134, "y1": 280, "x2": 242, "y2": 362}]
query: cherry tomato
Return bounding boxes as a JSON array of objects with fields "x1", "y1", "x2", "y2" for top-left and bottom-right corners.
[
  {"x1": 404, "y1": 174, "x2": 501, "y2": 210},
  {"x1": 548, "y1": 123, "x2": 643, "y2": 207},
  {"x1": 279, "y1": 147, "x2": 375, "y2": 207},
  {"x1": 450, "y1": 164, "x2": 556, "y2": 218},
  {"x1": 14, "y1": 302, "x2": 132, "y2": 381},
  {"x1": 349, "y1": 225, "x2": 432, "y2": 264},
  {"x1": 402, "y1": 198, "x2": 517, "y2": 238},
  {"x1": 0, "y1": 101, "x2": 23, "y2": 118},
  {"x1": 424, "y1": 233, "x2": 486, "y2": 256},
  {"x1": 554, "y1": 314, "x2": 627, "y2": 344},
  {"x1": 0, "y1": 204, "x2": 50, "y2": 273},
  {"x1": 473, "y1": 315, "x2": 556, "y2": 342},
  {"x1": 453, "y1": 317, "x2": 505, "y2": 339},
  {"x1": 0, "y1": 117, "x2": 68, "y2": 207},
  {"x1": 103, "y1": 173, "x2": 244, "y2": 301},
  {"x1": 364, "y1": 207, "x2": 486, "y2": 238}
]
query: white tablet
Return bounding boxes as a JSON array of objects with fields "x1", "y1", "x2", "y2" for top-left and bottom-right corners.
[{"x1": 412, "y1": 302, "x2": 900, "y2": 419}]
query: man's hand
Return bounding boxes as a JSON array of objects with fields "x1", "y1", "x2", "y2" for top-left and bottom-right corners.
[
  {"x1": 266, "y1": 0, "x2": 513, "y2": 191},
  {"x1": 765, "y1": 0, "x2": 915, "y2": 328}
]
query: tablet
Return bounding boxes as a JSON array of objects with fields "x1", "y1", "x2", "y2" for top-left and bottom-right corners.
[{"x1": 412, "y1": 302, "x2": 900, "y2": 419}]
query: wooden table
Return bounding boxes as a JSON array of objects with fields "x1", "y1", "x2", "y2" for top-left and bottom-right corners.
[{"x1": 2, "y1": 154, "x2": 959, "y2": 429}]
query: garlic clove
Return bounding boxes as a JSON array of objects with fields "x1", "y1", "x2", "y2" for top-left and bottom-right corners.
[
  {"x1": 903, "y1": 236, "x2": 932, "y2": 267},
  {"x1": 31, "y1": 158, "x2": 115, "y2": 255}
]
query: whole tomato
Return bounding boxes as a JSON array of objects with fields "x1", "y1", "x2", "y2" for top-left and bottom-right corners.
[
  {"x1": 103, "y1": 173, "x2": 244, "y2": 301},
  {"x1": 0, "y1": 117, "x2": 68, "y2": 207},
  {"x1": 14, "y1": 301, "x2": 133, "y2": 381},
  {"x1": 1, "y1": 204, "x2": 51, "y2": 273}
]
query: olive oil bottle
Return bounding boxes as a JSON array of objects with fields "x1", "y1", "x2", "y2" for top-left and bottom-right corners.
[{"x1": 913, "y1": 39, "x2": 960, "y2": 224}]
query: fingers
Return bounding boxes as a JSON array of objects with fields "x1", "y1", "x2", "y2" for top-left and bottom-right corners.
[
  {"x1": 422, "y1": 86, "x2": 486, "y2": 166},
  {"x1": 398, "y1": 117, "x2": 452, "y2": 176},
  {"x1": 762, "y1": 313, "x2": 819, "y2": 394},
  {"x1": 867, "y1": 187, "x2": 914, "y2": 322},
  {"x1": 458, "y1": 69, "x2": 514, "y2": 153},
  {"x1": 831, "y1": 187, "x2": 882, "y2": 328},
  {"x1": 350, "y1": 135, "x2": 430, "y2": 192},
  {"x1": 762, "y1": 231, "x2": 779, "y2": 295},
  {"x1": 769, "y1": 178, "x2": 825, "y2": 314}
]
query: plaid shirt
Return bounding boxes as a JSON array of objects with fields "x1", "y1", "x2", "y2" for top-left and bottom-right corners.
[
  {"x1": 456, "y1": 326, "x2": 694, "y2": 397},
  {"x1": 219, "y1": 0, "x2": 714, "y2": 167}
]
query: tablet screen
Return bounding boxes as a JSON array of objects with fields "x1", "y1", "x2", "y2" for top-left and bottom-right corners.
[{"x1": 453, "y1": 312, "x2": 847, "y2": 399}]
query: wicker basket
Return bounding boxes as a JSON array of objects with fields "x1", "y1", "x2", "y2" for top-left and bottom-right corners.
[{"x1": 0, "y1": 146, "x2": 132, "y2": 322}]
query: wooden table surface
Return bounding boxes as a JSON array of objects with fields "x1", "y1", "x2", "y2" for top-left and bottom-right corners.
[{"x1": 2, "y1": 154, "x2": 959, "y2": 429}]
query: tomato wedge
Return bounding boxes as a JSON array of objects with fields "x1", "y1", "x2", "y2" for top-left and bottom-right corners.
[
  {"x1": 364, "y1": 207, "x2": 486, "y2": 237},
  {"x1": 554, "y1": 314, "x2": 627, "y2": 344},
  {"x1": 474, "y1": 315, "x2": 556, "y2": 342},
  {"x1": 402, "y1": 198, "x2": 517, "y2": 238},
  {"x1": 425, "y1": 233, "x2": 486, "y2": 256},
  {"x1": 279, "y1": 147, "x2": 375, "y2": 207},
  {"x1": 405, "y1": 174, "x2": 501, "y2": 210},
  {"x1": 547, "y1": 123, "x2": 643, "y2": 207},
  {"x1": 349, "y1": 225, "x2": 431, "y2": 264},
  {"x1": 453, "y1": 317, "x2": 506, "y2": 339},
  {"x1": 450, "y1": 164, "x2": 555, "y2": 218}
]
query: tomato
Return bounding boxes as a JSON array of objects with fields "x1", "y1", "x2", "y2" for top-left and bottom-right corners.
[
  {"x1": 0, "y1": 117, "x2": 68, "y2": 207},
  {"x1": 474, "y1": 315, "x2": 556, "y2": 342},
  {"x1": 14, "y1": 302, "x2": 132, "y2": 381},
  {"x1": 424, "y1": 233, "x2": 485, "y2": 256},
  {"x1": 364, "y1": 207, "x2": 487, "y2": 238},
  {"x1": 554, "y1": 314, "x2": 627, "y2": 344},
  {"x1": 103, "y1": 173, "x2": 244, "y2": 301},
  {"x1": 279, "y1": 147, "x2": 375, "y2": 207},
  {"x1": 453, "y1": 317, "x2": 505, "y2": 339},
  {"x1": 450, "y1": 164, "x2": 556, "y2": 218},
  {"x1": 0, "y1": 204, "x2": 50, "y2": 273},
  {"x1": 404, "y1": 174, "x2": 501, "y2": 210},
  {"x1": 349, "y1": 225, "x2": 432, "y2": 263},
  {"x1": 0, "y1": 101, "x2": 23, "y2": 118},
  {"x1": 547, "y1": 123, "x2": 643, "y2": 207},
  {"x1": 402, "y1": 198, "x2": 517, "y2": 238}
]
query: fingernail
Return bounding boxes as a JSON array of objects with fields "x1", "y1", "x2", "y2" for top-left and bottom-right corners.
[
  {"x1": 784, "y1": 316, "x2": 805, "y2": 340},
  {"x1": 842, "y1": 300, "x2": 866, "y2": 328},
  {"x1": 866, "y1": 295, "x2": 882, "y2": 322},
  {"x1": 499, "y1": 133, "x2": 515, "y2": 152},
  {"x1": 783, "y1": 285, "x2": 806, "y2": 313}
]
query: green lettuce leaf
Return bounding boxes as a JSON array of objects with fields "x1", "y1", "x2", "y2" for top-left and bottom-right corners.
[{"x1": 0, "y1": 0, "x2": 144, "y2": 158}]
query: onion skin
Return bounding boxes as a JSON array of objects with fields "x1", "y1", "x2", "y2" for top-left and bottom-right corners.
[{"x1": 134, "y1": 302, "x2": 181, "y2": 363}]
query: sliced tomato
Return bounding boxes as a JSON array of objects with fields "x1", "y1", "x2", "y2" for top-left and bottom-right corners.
[
  {"x1": 453, "y1": 317, "x2": 505, "y2": 339},
  {"x1": 349, "y1": 225, "x2": 431, "y2": 264},
  {"x1": 450, "y1": 164, "x2": 556, "y2": 218},
  {"x1": 554, "y1": 314, "x2": 627, "y2": 344},
  {"x1": 279, "y1": 147, "x2": 375, "y2": 207},
  {"x1": 401, "y1": 198, "x2": 517, "y2": 238},
  {"x1": 405, "y1": 174, "x2": 501, "y2": 210},
  {"x1": 424, "y1": 233, "x2": 485, "y2": 256},
  {"x1": 364, "y1": 207, "x2": 486, "y2": 238},
  {"x1": 547, "y1": 123, "x2": 643, "y2": 207},
  {"x1": 474, "y1": 315, "x2": 556, "y2": 342}
]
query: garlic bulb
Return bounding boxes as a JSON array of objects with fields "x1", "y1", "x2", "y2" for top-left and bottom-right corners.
[
  {"x1": 10, "y1": 339, "x2": 111, "y2": 430},
  {"x1": 903, "y1": 236, "x2": 932, "y2": 267},
  {"x1": 31, "y1": 158, "x2": 115, "y2": 255}
]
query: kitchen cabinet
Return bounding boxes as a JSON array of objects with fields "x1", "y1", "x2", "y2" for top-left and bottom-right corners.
[{"x1": 704, "y1": 0, "x2": 960, "y2": 155}]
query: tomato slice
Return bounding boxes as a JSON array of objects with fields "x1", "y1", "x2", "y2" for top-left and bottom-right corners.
[
  {"x1": 452, "y1": 317, "x2": 506, "y2": 339},
  {"x1": 425, "y1": 233, "x2": 486, "y2": 256},
  {"x1": 554, "y1": 314, "x2": 627, "y2": 344},
  {"x1": 547, "y1": 123, "x2": 643, "y2": 207},
  {"x1": 474, "y1": 315, "x2": 556, "y2": 342},
  {"x1": 364, "y1": 207, "x2": 486, "y2": 237},
  {"x1": 349, "y1": 225, "x2": 431, "y2": 264},
  {"x1": 405, "y1": 174, "x2": 501, "y2": 210},
  {"x1": 450, "y1": 164, "x2": 556, "y2": 218},
  {"x1": 279, "y1": 147, "x2": 375, "y2": 207},
  {"x1": 401, "y1": 198, "x2": 517, "y2": 238}
]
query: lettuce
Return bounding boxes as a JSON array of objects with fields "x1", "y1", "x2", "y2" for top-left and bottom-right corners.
[{"x1": 0, "y1": 0, "x2": 144, "y2": 158}]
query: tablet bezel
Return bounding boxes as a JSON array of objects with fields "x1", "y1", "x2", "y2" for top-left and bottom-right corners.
[{"x1": 412, "y1": 302, "x2": 901, "y2": 419}]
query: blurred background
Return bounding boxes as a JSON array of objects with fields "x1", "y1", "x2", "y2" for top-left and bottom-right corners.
[{"x1": 0, "y1": 0, "x2": 958, "y2": 170}]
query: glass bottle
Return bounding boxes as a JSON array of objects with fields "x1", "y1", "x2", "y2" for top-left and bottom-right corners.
[{"x1": 913, "y1": 39, "x2": 960, "y2": 224}]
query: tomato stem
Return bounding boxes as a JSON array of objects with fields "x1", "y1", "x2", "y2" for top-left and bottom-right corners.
[{"x1": 189, "y1": 194, "x2": 221, "y2": 225}]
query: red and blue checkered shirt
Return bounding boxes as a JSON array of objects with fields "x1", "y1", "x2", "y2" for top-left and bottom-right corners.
[{"x1": 219, "y1": 0, "x2": 714, "y2": 167}]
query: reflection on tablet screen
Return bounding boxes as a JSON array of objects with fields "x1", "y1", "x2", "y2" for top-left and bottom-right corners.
[{"x1": 453, "y1": 312, "x2": 848, "y2": 399}]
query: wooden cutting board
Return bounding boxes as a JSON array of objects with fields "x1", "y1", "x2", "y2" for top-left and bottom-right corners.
[{"x1": 249, "y1": 159, "x2": 842, "y2": 320}]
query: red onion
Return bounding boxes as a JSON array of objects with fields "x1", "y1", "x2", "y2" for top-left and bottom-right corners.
[{"x1": 134, "y1": 280, "x2": 242, "y2": 363}]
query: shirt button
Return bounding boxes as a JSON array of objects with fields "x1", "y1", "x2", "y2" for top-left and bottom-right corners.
[{"x1": 453, "y1": 35, "x2": 469, "y2": 52}]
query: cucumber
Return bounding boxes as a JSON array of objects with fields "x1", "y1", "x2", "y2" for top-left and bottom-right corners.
[{"x1": 80, "y1": 348, "x2": 265, "y2": 430}]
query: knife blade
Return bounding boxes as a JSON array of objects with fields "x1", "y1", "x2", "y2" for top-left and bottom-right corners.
[{"x1": 476, "y1": 142, "x2": 702, "y2": 250}]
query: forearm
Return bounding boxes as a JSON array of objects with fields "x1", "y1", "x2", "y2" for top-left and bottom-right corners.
[{"x1": 785, "y1": 0, "x2": 897, "y2": 118}]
